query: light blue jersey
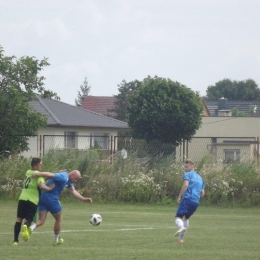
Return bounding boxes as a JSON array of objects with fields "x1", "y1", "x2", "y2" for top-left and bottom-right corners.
[
  {"x1": 41, "y1": 172, "x2": 73, "y2": 198},
  {"x1": 183, "y1": 171, "x2": 205, "y2": 204},
  {"x1": 39, "y1": 172, "x2": 74, "y2": 214}
]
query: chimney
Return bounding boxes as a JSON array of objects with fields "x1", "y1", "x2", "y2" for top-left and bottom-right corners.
[
  {"x1": 218, "y1": 97, "x2": 227, "y2": 110},
  {"x1": 217, "y1": 97, "x2": 231, "y2": 116}
]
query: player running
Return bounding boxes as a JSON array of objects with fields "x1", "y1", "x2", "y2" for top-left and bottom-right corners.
[
  {"x1": 13, "y1": 158, "x2": 55, "y2": 246},
  {"x1": 174, "y1": 159, "x2": 205, "y2": 243}
]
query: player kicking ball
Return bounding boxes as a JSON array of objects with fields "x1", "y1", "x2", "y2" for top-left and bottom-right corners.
[
  {"x1": 22, "y1": 170, "x2": 92, "y2": 246},
  {"x1": 174, "y1": 159, "x2": 205, "y2": 243}
]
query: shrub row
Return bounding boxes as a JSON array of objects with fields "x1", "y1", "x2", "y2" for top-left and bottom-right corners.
[{"x1": 0, "y1": 150, "x2": 260, "y2": 206}]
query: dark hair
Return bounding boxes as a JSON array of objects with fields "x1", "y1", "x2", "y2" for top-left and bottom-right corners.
[
  {"x1": 31, "y1": 157, "x2": 42, "y2": 167},
  {"x1": 184, "y1": 159, "x2": 194, "y2": 165}
]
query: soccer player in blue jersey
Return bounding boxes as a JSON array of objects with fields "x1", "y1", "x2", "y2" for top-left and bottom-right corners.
[
  {"x1": 23, "y1": 170, "x2": 92, "y2": 245},
  {"x1": 174, "y1": 159, "x2": 205, "y2": 243}
]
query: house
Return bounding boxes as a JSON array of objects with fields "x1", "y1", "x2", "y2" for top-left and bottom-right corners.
[
  {"x1": 178, "y1": 98, "x2": 260, "y2": 164},
  {"x1": 81, "y1": 96, "x2": 117, "y2": 118},
  {"x1": 23, "y1": 95, "x2": 129, "y2": 157}
]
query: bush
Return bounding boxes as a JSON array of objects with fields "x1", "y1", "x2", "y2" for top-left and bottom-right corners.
[{"x1": 0, "y1": 151, "x2": 260, "y2": 205}]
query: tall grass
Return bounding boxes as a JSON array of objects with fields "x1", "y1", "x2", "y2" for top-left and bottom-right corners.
[{"x1": 0, "y1": 150, "x2": 260, "y2": 205}]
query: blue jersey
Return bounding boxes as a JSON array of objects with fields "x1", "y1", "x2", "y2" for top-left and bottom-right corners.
[
  {"x1": 41, "y1": 172, "x2": 74, "y2": 199},
  {"x1": 183, "y1": 171, "x2": 205, "y2": 204}
]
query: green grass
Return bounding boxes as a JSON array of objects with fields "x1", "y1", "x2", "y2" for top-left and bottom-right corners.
[{"x1": 1, "y1": 201, "x2": 260, "y2": 260}]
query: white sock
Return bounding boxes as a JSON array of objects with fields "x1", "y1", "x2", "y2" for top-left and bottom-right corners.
[
  {"x1": 30, "y1": 223, "x2": 36, "y2": 231},
  {"x1": 179, "y1": 219, "x2": 189, "y2": 240},
  {"x1": 54, "y1": 235, "x2": 59, "y2": 242},
  {"x1": 175, "y1": 218, "x2": 184, "y2": 229}
]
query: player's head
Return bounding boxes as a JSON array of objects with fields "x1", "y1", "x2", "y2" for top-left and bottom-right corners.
[
  {"x1": 68, "y1": 170, "x2": 82, "y2": 183},
  {"x1": 31, "y1": 157, "x2": 42, "y2": 171},
  {"x1": 184, "y1": 159, "x2": 194, "y2": 172}
]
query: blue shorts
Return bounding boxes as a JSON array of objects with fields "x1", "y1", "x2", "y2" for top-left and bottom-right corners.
[
  {"x1": 38, "y1": 195, "x2": 62, "y2": 214},
  {"x1": 176, "y1": 198, "x2": 199, "y2": 219}
]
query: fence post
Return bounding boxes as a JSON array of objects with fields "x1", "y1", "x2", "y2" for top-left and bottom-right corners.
[
  {"x1": 43, "y1": 135, "x2": 45, "y2": 156},
  {"x1": 182, "y1": 140, "x2": 185, "y2": 162},
  {"x1": 39, "y1": 135, "x2": 42, "y2": 157},
  {"x1": 257, "y1": 137, "x2": 259, "y2": 169}
]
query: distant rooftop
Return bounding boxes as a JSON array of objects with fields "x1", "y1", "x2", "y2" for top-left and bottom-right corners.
[
  {"x1": 205, "y1": 99, "x2": 260, "y2": 116},
  {"x1": 81, "y1": 96, "x2": 117, "y2": 118},
  {"x1": 29, "y1": 95, "x2": 128, "y2": 129}
]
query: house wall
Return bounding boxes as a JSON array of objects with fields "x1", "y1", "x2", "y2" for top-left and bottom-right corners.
[
  {"x1": 196, "y1": 117, "x2": 260, "y2": 137},
  {"x1": 176, "y1": 117, "x2": 260, "y2": 163},
  {"x1": 21, "y1": 127, "x2": 118, "y2": 158}
]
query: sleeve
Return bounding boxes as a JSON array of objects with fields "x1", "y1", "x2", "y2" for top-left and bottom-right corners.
[
  {"x1": 37, "y1": 177, "x2": 45, "y2": 184},
  {"x1": 183, "y1": 172, "x2": 190, "y2": 182},
  {"x1": 67, "y1": 181, "x2": 74, "y2": 188},
  {"x1": 53, "y1": 172, "x2": 68, "y2": 182}
]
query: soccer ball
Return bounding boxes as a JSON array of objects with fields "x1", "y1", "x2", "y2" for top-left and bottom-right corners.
[{"x1": 90, "y1": 213, "x2": 102, "y2": 226}]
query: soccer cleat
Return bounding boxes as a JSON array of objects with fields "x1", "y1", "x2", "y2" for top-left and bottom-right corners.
[
  {"x1": 174, "y1": 227, "x2": 186, "y2": 237},
  {"x1": 22, "y1": 225, "x2": 30, "y2": 241},
  {"x1": 12, "y1": 242, "x2": 18, "y2": 246},
  {"x1": 178, "y1": 239, "x2": 184, "y2": 243},
  {"x1": 52, "y1": 238, "x2": 64, "y2": 246}
]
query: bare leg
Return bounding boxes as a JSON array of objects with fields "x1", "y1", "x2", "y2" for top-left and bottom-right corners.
[
  {"x1": 52, "y1": 211, "x2": 62, "y2": 236},
  {"x1": 36, "y1": 211, "x2": 48, "y2": 228}
]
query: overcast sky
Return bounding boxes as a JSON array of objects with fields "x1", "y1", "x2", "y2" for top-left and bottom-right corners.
[{"x1": 1, "y1": 0, "x2": 260, "y2": 105}]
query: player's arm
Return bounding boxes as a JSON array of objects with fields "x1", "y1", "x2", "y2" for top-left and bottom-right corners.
[
  {"x1": 31, "y1": 172, "x2": 54, "y2": 179},
  {"x1": 177, "y1": 180, "x2": 189, "y2": 203},
  {"x1": 38, "y1": 181, "x2": 55, "y2": 191},
  {"x1": 201, "y1": 189, "x2": 205, "y2": 197},
  {"x1": 68, "y1": 186, "x2": 92, "y2": 203}
]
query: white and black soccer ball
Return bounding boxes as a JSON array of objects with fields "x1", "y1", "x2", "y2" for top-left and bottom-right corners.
[{"x1": 90, "y1": 213, "x2": 102, "y2": 226}]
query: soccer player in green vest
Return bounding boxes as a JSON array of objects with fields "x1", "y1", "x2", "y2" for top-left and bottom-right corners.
[{"x1": 12, "y1": 158, "x2": 54, "y2": 246}]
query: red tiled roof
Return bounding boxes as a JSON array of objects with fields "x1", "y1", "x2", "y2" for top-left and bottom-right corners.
[{"x1": 81, "y1": 96, "x2": 117, "y2": 117}]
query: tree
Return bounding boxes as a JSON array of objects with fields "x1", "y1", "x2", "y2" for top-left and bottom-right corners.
[
  {"x1": 127, "y1": 76, "x2": 203, "y2": 144},
  {"x1": 109, "y1": 79, "x2": 141, "y2": 122},
  {"x1": 206, "y1": 79, "x2": 260, "y2": 100},
  {"x1": 0, "y1": 46, "x2": 59, "y2": 157},
  {"x1": 75, "y1": 76, "x2": 91, "y2": 107}
]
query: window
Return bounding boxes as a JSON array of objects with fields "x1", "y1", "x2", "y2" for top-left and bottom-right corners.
[
  {"x1": 91, "y1": 133, "x2": 109, "y2": 149},
  {"x1": 224, "y1": 149, "x2": 240, "y2": 163},
  {"x1": 64, "y1": 132, "x2": 77, "y2": 149}
]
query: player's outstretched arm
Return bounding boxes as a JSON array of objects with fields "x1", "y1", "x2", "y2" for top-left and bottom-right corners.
[
  {"x1": 69, "y1": 186, "x2": 92, "y2": 203},
  {"x1": 31, "y1": 172, "x2": 54, "y2": 179}
]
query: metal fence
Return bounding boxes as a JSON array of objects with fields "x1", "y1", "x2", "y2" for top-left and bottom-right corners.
[{"x1": 21, "y1": 135, "x2": 260, "y2": 164}]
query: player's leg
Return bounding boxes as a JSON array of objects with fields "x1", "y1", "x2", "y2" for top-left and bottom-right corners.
[
  {"x1": 174, "y1": 199, "x2": 188, "y2": 238},
  {"x1": 178, "y1": 200, "x2": 198, "y2": 242},
  {"x1": 13, "y1": 200, "x2": 26, "y2": 245},
  {"x1": 22, "y1": 201, "x2": 37, "y2": 241},
  {"x1": 179, "y1": 216, "x2": 189, "y2": 241},
  {"x1": 51, "y1": 211, "x2": 63, "y2": 245}
]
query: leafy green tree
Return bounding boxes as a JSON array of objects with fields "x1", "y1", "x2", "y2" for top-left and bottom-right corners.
[
  {"x1": 75, "y1": 76, "x2": 91, "y2": 107},
  {"x1": 109, "y1": 79, "x2": 141, "y2": 122},
  {"x1": 127, "y1": 76, "x2": 203, "y2": 144},
  {"x1": 0, "y1": 46, "x2": 59, "y2": 156},
  {"x1": 206, "y1": 79, "x2": 260, "y2": 100}
]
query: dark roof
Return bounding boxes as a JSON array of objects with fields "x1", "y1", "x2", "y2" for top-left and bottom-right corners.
[
  {"x1": 205, "y1": 99, "x2": 260, "y2": 116},
  {"x1": 29, "y1": 95, "x2": 129, "y2": 129},
  {"x1": 81, "y1": 96, "x2": 117, "y2": 117}
]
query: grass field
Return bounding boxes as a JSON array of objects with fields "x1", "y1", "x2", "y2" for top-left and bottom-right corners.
[{"x1": 1, "y1": 201, "x2": 260, "y2": 260}]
